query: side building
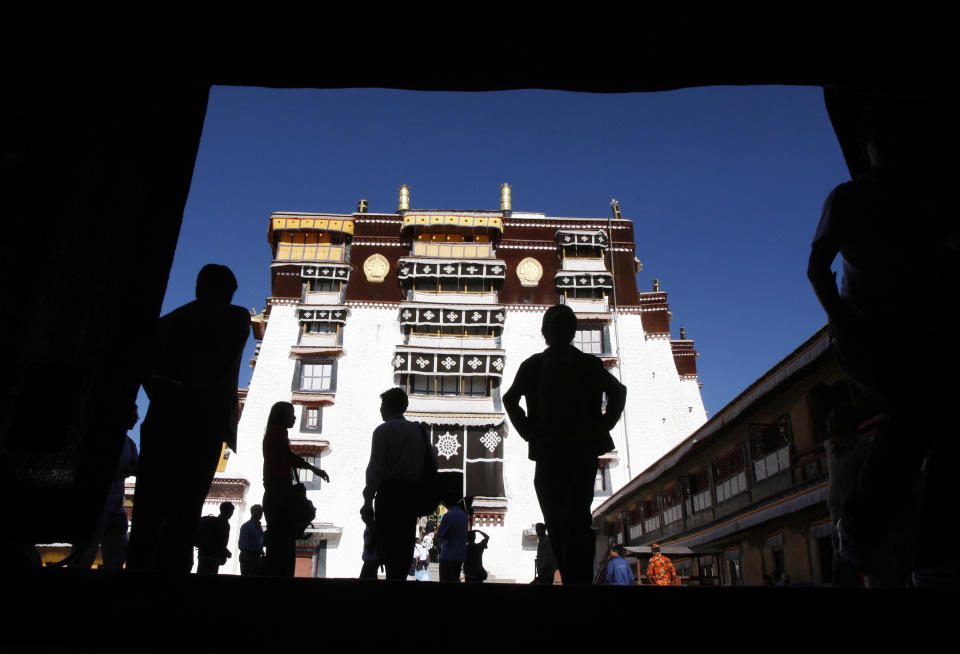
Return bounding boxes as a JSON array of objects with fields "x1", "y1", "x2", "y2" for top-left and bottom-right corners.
[
  {"x1": 593, "y1": 326, "x2": 877, "y2": 586},
  {"x1": 219, "y1": 184, "x2": 708, "y2": 580}
]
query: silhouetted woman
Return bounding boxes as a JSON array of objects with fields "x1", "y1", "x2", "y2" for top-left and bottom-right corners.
[{"x1": 261, "y1": 401, "x2": 329, "y2": 576}]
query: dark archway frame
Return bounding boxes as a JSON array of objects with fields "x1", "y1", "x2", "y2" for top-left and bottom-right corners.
[{"x1": 3, "y1": 7, "x2": 957, "y2": 544}]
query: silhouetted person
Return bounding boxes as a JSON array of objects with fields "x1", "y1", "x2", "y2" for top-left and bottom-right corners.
[
  {"x1": 437, "y1": 493, "x2": 467, "y2": 583},
  {"x1": 534, "y1": 522, "x2": 557, "y2": 585},
  {"x1": 824, "y1": 405, "x2": 869, "y2": 587},
  {"x1": 196, "y1": 501, "x2": 234, "y2": 574},
  {"x1": 606, "y1": 547, "x2": 635, "y2": 586},
  {"x1": 238, "y1": 504, "x2": 265, "y2": 576},
  {"x1": 504, "y1": 304, "x2": 626, "y2": 585},
  {"x1": 464, "y1": 528, "x2": 489, "y2": 583},
  {"x1": 261, "y1": 402, "x2": 328, "y2": 577},
  {"x1": 128, "y1": 264, "x2": 251, "y2": 572},
  {"x1": 360, "y1": 388, "x2": 437, "y2": 581},
  {"x1": 70, "y1": 406, "x2": 140, "y2": 570},
  {"x1": 808, "y1": 101, "x2": 960, "y2": 584}
]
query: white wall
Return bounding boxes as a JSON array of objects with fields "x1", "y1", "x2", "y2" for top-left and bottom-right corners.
[{"x1": 222, "y1": 304, "x2": 706, "y2": 581}]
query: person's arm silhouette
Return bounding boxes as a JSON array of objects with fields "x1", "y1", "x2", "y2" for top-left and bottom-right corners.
[
  {"x1": 808, "y1": 186, "x2": 859, "y2": 338},
  {"x1": 598, "y1": 367, "x2": 627, "y2": 433},
  {"x1": 503, "y1": 359, "x2": 535, "y2": 440}
]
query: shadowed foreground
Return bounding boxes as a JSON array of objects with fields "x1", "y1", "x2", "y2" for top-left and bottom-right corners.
[{"x1": 5, "y1": 569, "x2": 941, "y2": 650}]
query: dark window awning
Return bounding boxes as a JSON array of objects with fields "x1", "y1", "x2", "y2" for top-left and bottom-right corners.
[
  {"x1": 555, "y1": 229, "x2": 609, "y2": 248},
  {"x1": 555, "y1": 272, "x2": 614, "y2": 289},
  {"x1": 301, "y1": 264, "x2": 352, "y2": 281},
  {"x1": 398, "y1": 304, "x2": 506, "y2": 328},
  {"x1": 298, "y1": 307, "x2": 348, "y2": 323},
  {"x1": 392, "y1": 348, "x2": 505, "y2": 377},
  {"x1": 397, "y1": 258, "x2": 506, "y2": 281}
]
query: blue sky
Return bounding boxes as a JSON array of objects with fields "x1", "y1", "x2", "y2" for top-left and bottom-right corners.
[{"x1": 131, "y1": 85, "x2": 848, "y2": 445}]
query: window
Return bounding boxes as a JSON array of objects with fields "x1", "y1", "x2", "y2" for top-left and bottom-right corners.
[
  {"x1": 751, "y1": 417, "x2": 792, "y2": 483},
  {"x1": 713, "y1": 448, "x2": 747, "y2": 504},
  {"x1": 594, "y1": 461, "x2": 612, "y2": 497},
  {"x1": 661, "y1": 487, "x2": 682, "y2": 525},
  {"x1": 641, "y1": 499, "x2": 661, "y2": 533},
  {"x1": 404, "y1": 374, "x2": 491, "y2": 398},
  {"x1": 305, "y1": 321, "x2": 336, "y2": 334},
  {"x1": 410, "y1": 278, "x2": 494, "y2": 293},
  {"x1": 308, "y1": 278, "x2": 341, "y2": 292},
  {"x1": 464, "y1": 376, "x2": 488, "y2": 397},
  {"x1": 562, "y1": 245, "x2": 602, "y2": 259},
  {"x1": 689, "y1": 469, "x2": 712, "y2": 513},
  {"x1": 440, "y1": 376, "x2": 459, "y2": 396},
  {"x1": 411, "y1": 374, "x2": 432, "y2": 395},
  {"x1": 573, "y1": 328, "x2": 604, "y2": 354},
  {"x1": 565, "y1": 287, "x2": 605, "y2": 300},
  {"x1": 300, "y1": 361, "x2": 333, "y2": 392},
  {"x1": 301, "y1": 406, "x2": 322, "y2": 432},
  {"x1": 409, "y1": 324, "x2": 495, "y2": 338},
  {"x1": 727, "y1": 559, "x2": 744, "y2": 586}
]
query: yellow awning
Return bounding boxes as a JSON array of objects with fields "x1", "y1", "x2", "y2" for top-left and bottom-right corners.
[
  {"x1": 401, "y1": 214, "x2": 503, "y2": 233},
  {"x1": 268, "y1": 216, "x2": 355, "y2": 241}
]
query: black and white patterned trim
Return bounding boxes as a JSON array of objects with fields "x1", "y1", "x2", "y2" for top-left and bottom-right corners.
[
  {"x1": 554, "y1": 272, "x2": 614, "y2": 289},
  {"x1": 555, "y1": 229, "x2": 609, "y2": 248},
  {"x1": 392, "y1": 349, "x2": 506, "y2": 376},
  {"x1": 298, "y1": 306, "x2": 349, "y2": 323},
  {"x1": 396, "y1": 259, "x2": 507, "y2": 280},
  {"x1": 301, "y1": 264, "x2": 352, "y2": 281},
  {"x1": 398, "y1": 305, "x2": 506, "y2": 328}
]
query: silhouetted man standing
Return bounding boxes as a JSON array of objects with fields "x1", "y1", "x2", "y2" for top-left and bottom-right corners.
[
  {"x1": 504, "y1": 304, "x2": 626, "y2": 585},
  {"x1": 360, "y1": 388, "x2": 438, "y2": 581},
  {"x1": 807, "y1": 101, "x2": 960, "y2": 584},
  {"x1": 128, "y1": 264, "x2": 250, "y2": 572},
  {"x1": 196, "y1": 501, "x2": 234, "y2": 574},
  {"x1": 238, "y1": 504, "x2": 265, "y2": 576},
  {"x1": 606, "y1": 546, "x2": 635, "y2": 586}
]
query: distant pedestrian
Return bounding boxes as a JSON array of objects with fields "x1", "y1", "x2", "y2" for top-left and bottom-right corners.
[
  {"x1": 645, "y1": 543, "x2": 680, "y2": 586},
  {"x1": 360, "y1": 387, "x2": 438, "y2": 581},
  {"x1": 238, "y1": 504, "x2": 265, "y2": 575},
  {"x1": 464, "y1": 528, "x2": 489, "y2": 583},
  {"x1": 606, "y1": 547, "x2": 635, "y2": 586},
  {"x1": 414, "y1": 539, "x2": 432, "y2": 581},
  {"x1": 196, "y1": 502, "x2": 234, "y2": 574},
  {"x1": 262, "y1": 401, "x2": 329, "y2": 577},
  {"x1": 534, "y1": 523, "x2": 557, "y2": 585},
  {"x1": 437, "y1": 493, "x2": 468, "y2": 583},
  {"x1": 416, "y1": 539, "x2": 430, "y2": 572}
]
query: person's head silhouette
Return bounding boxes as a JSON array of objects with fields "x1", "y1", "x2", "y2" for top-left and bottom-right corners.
[
  {"x1": 380, "y1": 387, "x2": 408, "y2": 421},
  {"x1": 220, "y1": 501, "x2": 235, "y2": 519},
  {"x1": 442, "y1": 490, "x2": 463, "y2": 511},
  {"x1": 250, "y1": 504, "x2": 263, "y2": 522},
  {"x1": 196, "y1": 264, "x2": 238, "y2": 302},
  {"x1": 535, "y1": 522, "x2": 547, "y2": 538},
  {"x1": 541, "y1": 304, "x2": 577, "y2": 346},
  {"x1": 267, "y1": 401, "x2": 297, "y2": 429}
]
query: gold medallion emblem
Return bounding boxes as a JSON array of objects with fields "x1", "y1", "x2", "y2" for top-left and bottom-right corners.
[
  {"x1": 363, "y1": 254, "x2": 389, "y2": 283},
  {"x1": 516, "y1": 257, "x2": 543, "y2": 287}
]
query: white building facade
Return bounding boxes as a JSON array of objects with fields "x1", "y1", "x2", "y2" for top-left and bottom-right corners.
[{"x1": 215, "y1": 186, "x2": 706, "y2": 581}]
